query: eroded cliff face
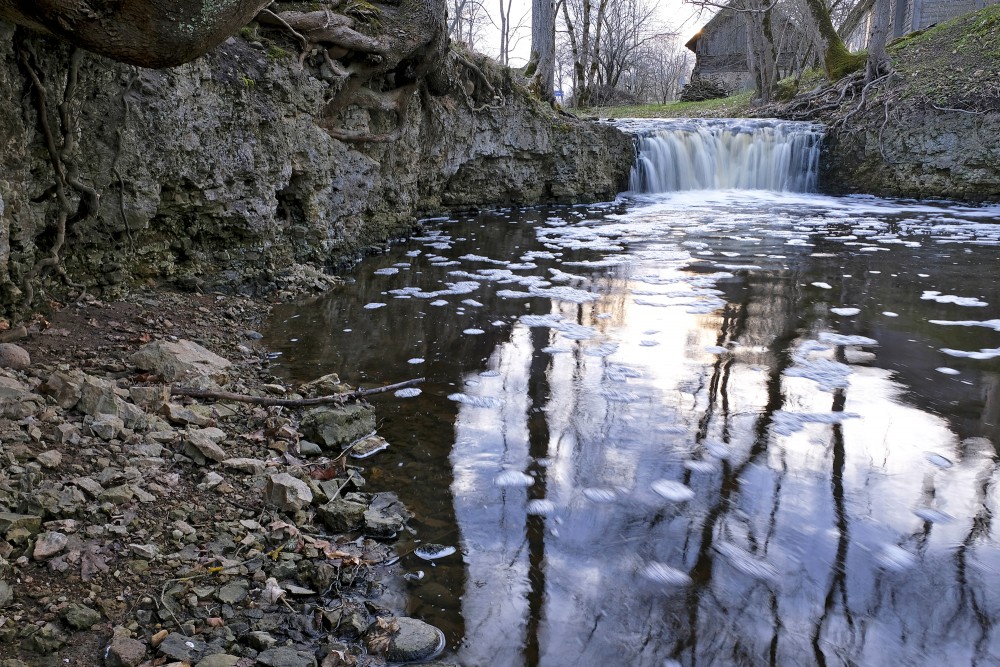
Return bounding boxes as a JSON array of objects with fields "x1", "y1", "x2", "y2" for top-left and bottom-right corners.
[
  {"x1": 821, "y1": 109, "x2": 1000, "y2": 200},
  {"x1": 0, "y1": 25, "x2": 633, "y2": 314}
]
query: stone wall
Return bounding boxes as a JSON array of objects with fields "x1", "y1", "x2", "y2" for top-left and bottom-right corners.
[{"x1": 0, "y1": 26, "x2": 634, "y2": 313}]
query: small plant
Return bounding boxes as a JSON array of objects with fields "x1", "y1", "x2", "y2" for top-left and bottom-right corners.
[{"x1": 240, "y1": 75, "x2": 255, "y2": 89}]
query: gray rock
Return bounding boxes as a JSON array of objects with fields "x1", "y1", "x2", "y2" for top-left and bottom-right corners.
[
  {"x1": 316, "y1": 496, "x2": 368, "y2": 532},
  {"x1": 0, "y1": 377, "x2": 43, "y2": 418},
  {"x1": 195, "y1": 655, "x2": 241, "y2": 667},
  {"x1": 384, "y1": 617, "x2": 446, "y2": 663},
  {"x1": 130, "y1": 339, "x2": 232, "y2": 383},
  {"x1": 35, "y1": 450, "x2": 62, "y2": 468},
  {"x1": 91, "y1": 413, "x2": 125, "y2": 440},
  {"x1": 32, "y1": 531, "x2": 68, "y2": 560},
  {"x1": 0, "y1": 580, "x2": 12, "y2": 607},
  {"x1": 265, "y1": 472, "x2": 313, "y2": 512},
  {"x1": 298, "y1": 440, "x2": 322, "y2": 457},
  {"x1": 255, "y1": 646, "x2": 317, "y2": 667},
  {"x1": 185, "y1": 429, "x2": 228, "y2": 463},
  {"x1": 63, "y1": 602, "x2": 102, "y2": 629},
  {"x1": 165, "y1": 403, "x2": 215, "y2": 426},
  {"x1": 363, "y1": 492, "x2": 411, "y2": 537},
  {"x1": 129, "y1": 385, "x2": 171, "y2": 411},
  {"x1": 105, "y1": 635, "x2": 147, "y2": 667},
  {"x1": 0, "y1": 343, "x2": 29, "y2": 369},
  {"x1": 300, "y1": 404, "x2": 376, "y2": 449},
  {"x1": 40, "y1": 370, "x2": 85, "y2": 409},
  {"x1": 222, "y1": 458, "x2": 266, "y2": 474},
  {"x1": 100, "y1": 484, "x2": 135, "y2": 504},
  {"x1": 216, "y1": 581, "x2": 249, "y2": 604},
  {"x1": 246, "y1": 631, "x2": 278, "y2": 650},
  {"x1": 77, "y1": 375, "x2": 148, "y2": 429},
  {"x1": 22, "y1": 621, "x2": 67, "y2": 654},
  {"x1": 157, "y1": 631, "x2": 208, "y2": 662},
  {"x1": 0, "y1": 512, "x2": 42, "y2": 536}
]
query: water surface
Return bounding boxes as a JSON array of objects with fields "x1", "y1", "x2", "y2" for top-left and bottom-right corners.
[{"x1": 266, "y1": 184, "x2": 1000, "y2": 666}]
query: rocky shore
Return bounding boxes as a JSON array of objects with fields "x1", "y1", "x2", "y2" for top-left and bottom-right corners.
[{"x1": 0, "y1": 286, "x2": 449, "y2": 667}]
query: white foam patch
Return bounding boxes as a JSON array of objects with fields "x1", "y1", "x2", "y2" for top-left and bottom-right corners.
[
  {"x1": 772, "y1": 411, "x2": 860, "y2": 436},
  {"x1": 462, "y1": 299, "x2": 484, "y2": 307},
  {"x1": 526, "y1": 499, "x2": 557, "y2": 516},
  {"x1": 448, "y1": 393, "x2": 504, "y2": 408},
  {"x1": 876, "y1": 545, "x2": 917, "y2": 571},
  {"x1": 408, "y1": 358, "x2": 424, "y2": 364},
  {"x1": 374, "y1": 267, "x2": 399, "y2": 275},
  {"x1": 429, "y1": 300, "x2": 448, "y2": 306},
  {"x1": 811, "y1": 282, "x2": 833, "y2": 289},
  {"x1": 364, "y1": 303, "x2": 387, "y2": 310},
  {"x1": 935, "y1": 367, "x2": 960, "y2": 375},
  {"x1": 929, "y1": 318, "x2": 1000, "y2": 331},
  {"x1": 520, "y1": 314, "x2": 566, "y2": 328},
  {"x1": 830, "y1": 307, "x2": 860, "y2": 316},
  {"x1": 882, "y1": 312, "x2": 899, "y2": 317},
  {"x1": 922, "y1": 291, "x2": 988, "y2": 307},
  {"x1": 941, "y1": 346, "x2": 1000, "y2": 360},
  {"x1": 818, "y1": 333, "x2": 878, "y2": 346},
  {"x1": 651, "y1": 480, "x2": 695, "y2": 502},
  {"x1": 463, "y1": 328, "x2": 485, "y2": 335},
  {"x1": 394, "y1": 388, "x2": 422, "y2": 398},
  {"x1": 714, "y1": 542, "x2": 779, "y2": 582},
  {"x1": 641, "y1": 562, "x2": 692, "y2": 586},
  {"x1": 494, "y1": 470, "x2": 534, "y2": 487}
]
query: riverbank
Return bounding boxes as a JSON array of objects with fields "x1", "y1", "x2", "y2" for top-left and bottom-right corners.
[{"x1": 0, "y1": 283, "x2": 452, "y2": 666}]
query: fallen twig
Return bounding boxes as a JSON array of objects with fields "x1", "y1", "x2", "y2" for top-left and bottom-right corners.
[{"x1": 168, "y1": 378, "x2": 424, "y2": 406}]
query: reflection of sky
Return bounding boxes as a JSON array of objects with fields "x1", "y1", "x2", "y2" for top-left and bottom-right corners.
[{"x1": 445, "y1": 192, "x2": 1000, "y2": 666}]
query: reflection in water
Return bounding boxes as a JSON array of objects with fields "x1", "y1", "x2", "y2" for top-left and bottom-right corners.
[{"x1": 265, "y1": 191, "x2": 1000, "y2": 666}]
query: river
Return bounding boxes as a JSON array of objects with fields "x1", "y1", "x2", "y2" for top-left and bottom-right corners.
[{"x1": 264, "y1": 119, "x2": 1000, "y2": 667}]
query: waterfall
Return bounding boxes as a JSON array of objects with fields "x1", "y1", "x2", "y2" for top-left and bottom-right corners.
[{"x1": 622, "y1": 118, "x2": 824, "y2": 193}]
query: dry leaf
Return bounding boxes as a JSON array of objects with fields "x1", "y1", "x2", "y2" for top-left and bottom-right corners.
[{"x1": 263, "y1": 577, "x2": 286, "y2": 604}]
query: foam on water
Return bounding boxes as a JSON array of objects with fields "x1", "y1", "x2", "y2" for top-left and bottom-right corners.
[{"x1": 448, "y1": 393, "x2": 505, "y2": 409}]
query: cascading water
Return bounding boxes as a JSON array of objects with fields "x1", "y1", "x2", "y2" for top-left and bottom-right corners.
[{"x1": 621, "y1": 118, "x2": 824, "y2": 193}]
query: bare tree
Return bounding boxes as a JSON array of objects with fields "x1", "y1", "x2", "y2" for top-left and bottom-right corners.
[
  {"x1": 560, "y1": 0, "x2": 612, "y2": 106},
  {"x1": 450, "y1": 0, "x2": 492, "y2": 51}
]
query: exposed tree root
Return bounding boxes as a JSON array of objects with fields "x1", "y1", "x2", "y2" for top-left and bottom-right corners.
[{"x1": 17, "y1": 42, "x2": 94, "y2": 307}]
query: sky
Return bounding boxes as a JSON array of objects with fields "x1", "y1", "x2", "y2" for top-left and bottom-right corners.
[{"x1": 477, "y1": 0, "x2": 710, "y2": 68}]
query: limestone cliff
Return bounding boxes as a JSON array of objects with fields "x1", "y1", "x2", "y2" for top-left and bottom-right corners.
[{"x1": 0, "y1": 25, "x2": 633, "y2": 314}]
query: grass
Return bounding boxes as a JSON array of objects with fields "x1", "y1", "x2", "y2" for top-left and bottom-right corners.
[{"x1": 572, "y1": 91, "x2": 755, "y2": 119}]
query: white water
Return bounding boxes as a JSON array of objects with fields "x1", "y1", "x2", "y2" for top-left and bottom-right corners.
[{"x1": 624, "y1": 118, "x2": 824, "y2": 193}]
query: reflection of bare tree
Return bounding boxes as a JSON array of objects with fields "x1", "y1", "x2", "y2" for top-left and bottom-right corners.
[
  {"x1": 682, "y1": 273, "x2": 803, "y2": 665},
  {"x1": 812, "y1": 346, "x2": 856, "y2": 665}
]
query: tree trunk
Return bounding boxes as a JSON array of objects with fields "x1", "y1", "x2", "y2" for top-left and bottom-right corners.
[
  {"x1": 865, "y1": 0, "x2": 893, "y2": 81},
  {"x1": 743, "y1": 1, "x2": 778, "y2": 102},
  {"x1": 802, "y1": 0, "x2": 866, "y2": 79},
  {"x1": 0, "y1": 0, "x2": 272, "y2": 68},
  {"x1": 528, "y1": 0, "x2": 556, "y2": 102}
]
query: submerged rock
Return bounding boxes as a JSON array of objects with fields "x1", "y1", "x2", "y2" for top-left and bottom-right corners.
[
  {"x1": 301, "y1": 404, "x2": 376, "y2": 449},
  {"x1": 384, "y1": 617, "x2": 446, "y2": 663}
]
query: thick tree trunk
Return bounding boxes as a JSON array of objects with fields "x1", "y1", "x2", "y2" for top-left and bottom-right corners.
[
  {"x1": 0, "y1": 0, "x2": 272, "y2": 68},
  {"x1": 528, "y1": 0, "x2": 555, "y2": 102},
  {"x1": 743, "y1": 1, "x2": 778, "y2": 102},
  {"x1": 802, "y1": 0, "x2": 866, "y2": 79},
  {"x1": 865, "y1": 0, "x2": 893, "y2": 81}
]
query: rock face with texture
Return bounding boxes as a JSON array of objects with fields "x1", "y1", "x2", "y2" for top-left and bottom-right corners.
[
  {"x1": 130, "y1": 340, "x2": 233, "y2": 382},
  {"x1": 823, "y1": 109, "x2": 1000, "y2": 200},
  {"x1": 0, "y1": 26, "x2": 633, "y2": 313}
]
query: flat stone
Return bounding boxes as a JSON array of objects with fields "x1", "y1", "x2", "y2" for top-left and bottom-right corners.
[
  {"x1": 0, "y1": 343, "x2": 30, "y2": 370},
  {"x1": 0, "y1": 513, "x2": 41, "y2": 536},
  {"x1": 33, "y1": 531, "x2": 68, "y2": 560},
  {"x1": 300, "y1": 404, "x2": 375, "y2": 449},
  {"x1": 105, "y1": 635, "x2": 147, "y2": 667},
  {"x1": 0, "y1": 580, "x2": 12, "y2": 607},
  {"x1": 384, "y1": 617, "x2": 446, "y2": 663},
  {"x1": 100, "y1": 484, "x2": 135, "y2": 504},
  {"x1": 157, "y1": 632, "x2": 208, "y2": 662},
  {"x1": 63, "y1": 602, "x2": 102, "y2": 629},
  {"x1": 129, "y1": 385, "x2": 171, "y2": 411},
  {"x1": 255, "y1": 646, "x2": 317, "y2": 667},
  {"x1": 215, "y1": 581, "x2": 248, "y2": 604},
  {"x1": 363, "y1": 492, "x2": 411, "y2": 538},
  {"x1": 22, "y1": 621, "x2": 67, "y2": 654},
  {"x1": 194, "y1": 655, "x2": 241, "y2": 667},
  {"x1": 165, "y1": 403, "x2": 215, "y2": 426},
  {"x1": 265, "y1": 472, "x2": 313, "y2": 512},
  {"x1": 198, "y1": 471, "x2": 225, "y2": 489},
  {"x1": 130, "y1": 339, "x2": 232, "y2": 383},
  {"x1": 221, "y1": 458, "x2": 266, "y2": 474}
]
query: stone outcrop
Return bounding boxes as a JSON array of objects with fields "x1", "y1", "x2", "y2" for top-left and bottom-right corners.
[
  {"x1": 821, "y1": 108, "x2": 1000, "y2": 200},
  {"x1": 0, "y1": 25, "x2": 634, "y2": 315}
]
